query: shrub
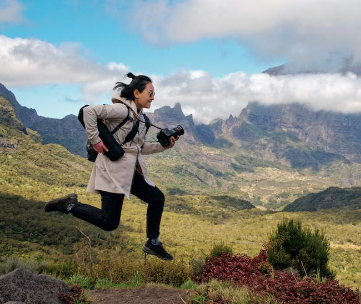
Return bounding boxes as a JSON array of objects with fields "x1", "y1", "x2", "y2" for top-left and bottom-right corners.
[
  {"x1": 66, "y1": 274, "x2": 93, "y2": 289},
  {"x1": 190, "y1": 257, "x2": 204, "y2": 279},
  {"x1": 0, "y1": 256, "x2": 47, "y2": 275},
  {"x1": 59, "y1": 285, "x2": 91, "y2": 304},
  {"x1": 196, "y1": 251, "x2": 360, "y2": 304},
  {"x1": 267, "y1": 218, "x2": 333, "y2": 278},
  {"x1": 45, "y1": 259, "x2": 77, "y2": 278},
  {"x1": 141, "y1": 258, "x2": 192, "y2": 287},
  {"x1": 206, "y1": 241, "x2": 233, "y2": 261}
]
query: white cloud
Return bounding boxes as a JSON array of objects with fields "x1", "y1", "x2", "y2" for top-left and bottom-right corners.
[
  {"x1": 127, "y1": 0, "x2": 361, "y2": 71},
  {"x1": 0, "y1": 35, "x2": 129, "y2": 102},
  {"x1": 0, "y1": 0, "x2": 25, "y2": 25},
  {"x1": 153, "y1": 70, "x2": 361, "y2": 123},
  {"x1": 2, "y1": 35, "x2": 361, "y2": 123}
]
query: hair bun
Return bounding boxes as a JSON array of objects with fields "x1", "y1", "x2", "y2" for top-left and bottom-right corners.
[{"x1": 127, "y1": 72, "x2": 136, "y2": 80}]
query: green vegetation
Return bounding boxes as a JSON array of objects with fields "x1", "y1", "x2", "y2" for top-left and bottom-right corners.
[
  {"x1": 267, "y1": 219, "x2": 333, "y2": 278},
  {"x1": 1, "y1": 94, "x2": 361, "y2": 301},
  {"x1": 284, "y1": 186, "x2": 361, "y2": 211},
  {"x1": 187, "y1": 280, "x2": 279, "y2": 304},
  {"x1": 208, "y1": 242, "x2": 233, "y2": 260}
]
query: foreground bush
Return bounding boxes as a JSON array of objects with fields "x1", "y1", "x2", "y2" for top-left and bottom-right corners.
[
  {"x1": 267, "y1": 218, "x2": 333, "y2": 278},
  {"x1": 196, "y1": 251, "x2": 360, "y2": 304},
  {"x1": 207, "y1": 241, "x2": 233, "y2": 260}
]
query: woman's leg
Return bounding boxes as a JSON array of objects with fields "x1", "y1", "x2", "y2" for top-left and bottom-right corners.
[
  {"x1": 130, "y1": 171, "x2": 165, "y2": 239},
  {"x1": 131, "y1": 171, "x2": 172, "y2": 260},
  {"x1": 46, "y1": 191, "x2": 125, "y2": 231}
]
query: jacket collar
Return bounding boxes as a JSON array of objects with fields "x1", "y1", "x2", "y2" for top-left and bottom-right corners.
[{"x1": 118, "y1": 97, "x2": 142, "y2": 118}]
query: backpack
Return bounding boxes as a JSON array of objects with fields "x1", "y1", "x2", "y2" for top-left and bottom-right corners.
[{"x1": 78, "y1": 104, "x2": 151, "y2": 162}]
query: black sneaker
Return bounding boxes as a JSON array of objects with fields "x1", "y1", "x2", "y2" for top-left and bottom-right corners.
[
  {"x1": 44, "y1": 193, "x2": 78, "y2": 213},
  {"x1": 142, "y1": 240, "x2": 173, "y2": 261}
]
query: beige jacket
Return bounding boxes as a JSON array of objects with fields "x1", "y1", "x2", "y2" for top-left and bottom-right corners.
[{"x1": 83, "y1": 97, "x2": 165, "y2": 198}]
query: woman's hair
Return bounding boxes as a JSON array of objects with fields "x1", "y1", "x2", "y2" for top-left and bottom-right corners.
[{"x1": 113, "y1": 72, "x2": 152, "y2": 101}]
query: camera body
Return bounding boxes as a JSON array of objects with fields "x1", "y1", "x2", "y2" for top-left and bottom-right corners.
[{"x1": 157, "y1": 125, "x2": 184, "y2": 147}]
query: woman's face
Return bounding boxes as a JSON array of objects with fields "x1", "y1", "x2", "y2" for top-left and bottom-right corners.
[{"x1": 134, "y1": 82, "x2": 155, "y2": 109}]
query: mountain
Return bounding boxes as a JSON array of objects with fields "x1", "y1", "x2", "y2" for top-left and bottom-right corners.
[
  {"x1": 145, "y1": 101, "x2": 361, "y2": 170},
  {"x1": 0, "y1": 83, "x2": 87, "y2": 156},
  {"x1": 283, "y1": 187, "x2": 361, "y2": 211},
  {"x1": 263, "y1": 60, "x2": 361, "y2": 76},
  {"x1": 214, "y1": 101, "x2": 361, "y2": 167},
  {"x1": 0, "y1": 94, "x2": 92, "y2": 196},
  {"x1": 3, "y1": 82, "x2": 361, "y2": 170},
  {"x1": 2, "y1": 82, "x2": 361, "y2": 209}
]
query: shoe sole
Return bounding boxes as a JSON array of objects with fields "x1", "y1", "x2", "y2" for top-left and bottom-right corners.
[
  {"x1": 142, "y1": 246, "x2": 173, "y2": 261},
  {"x1": 44, "y1": 194, "x2": 77, "y2": 212}
]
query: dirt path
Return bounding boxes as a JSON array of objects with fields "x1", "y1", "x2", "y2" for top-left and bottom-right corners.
[{"x1": 86, "y1": 286, "x2": 192, "y2": 304}]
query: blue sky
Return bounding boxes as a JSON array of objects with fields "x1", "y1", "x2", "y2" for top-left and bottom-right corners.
[
  {"x1": 3, "y1": 1, "x2": 273, "y2": 75},
  {"x1": 1, "y1": 0, "x2": 361, "y2": 123}
]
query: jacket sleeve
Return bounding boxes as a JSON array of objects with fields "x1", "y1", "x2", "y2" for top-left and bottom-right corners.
[
  {"x1": 83, "y1": 104, "x2": 129, "y2": 145},
  {"x1": 141, "y1": 141, "x2": 166, "y2": 155}
]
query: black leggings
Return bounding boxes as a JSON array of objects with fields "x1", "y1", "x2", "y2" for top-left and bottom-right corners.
[{"x1": 70, "y1": 171, "x2": 165, "y2": 239}]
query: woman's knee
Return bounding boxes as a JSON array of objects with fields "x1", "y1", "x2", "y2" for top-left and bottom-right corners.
[
  {"x1": 151, "y1": 193, "x2": 165, "y2": 209},
  {"x1": 155, "y1": 189, "x2": 165, "y2": 204},
  {"x1": 101, "y1": 219, "x2": 120, "y2": 231}
]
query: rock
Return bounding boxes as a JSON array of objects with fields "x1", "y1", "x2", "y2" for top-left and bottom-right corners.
[
  {"x1": 283, "y1": 267, "x2": 299, "y2": 275},
  {"x1": 0, "y1": 268, "x2": 71, "y2": 304}
]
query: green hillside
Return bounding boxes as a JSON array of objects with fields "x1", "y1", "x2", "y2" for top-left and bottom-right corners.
[
  {"x1": 1, "y1": 95, "x2": 361, "y2": 290},
  {"x1": 283, "y1": 186, "x2": 361, "y2": 212},
  {"x1": 0, "y1": 97, "x2": 91, "y2": 196}
]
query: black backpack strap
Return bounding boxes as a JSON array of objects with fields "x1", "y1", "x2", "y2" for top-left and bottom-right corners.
[
  {"x1": 111, "y1": 105, "x2": 130, "y2": 134},
  {"x1": 78, "y1": 105, "x2": 89, "y2": 128}
]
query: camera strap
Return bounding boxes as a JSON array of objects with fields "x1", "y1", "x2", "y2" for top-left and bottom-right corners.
[{"x1": 137, "y1": 116, "x2": 162, "y2": 130}]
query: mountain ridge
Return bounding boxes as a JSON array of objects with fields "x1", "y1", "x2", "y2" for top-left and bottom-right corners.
[
  {"x1": 283, "y1": 186, "x2": 361, "y2": 211},
  {"x1": 2, "y1": 82, "x2": 361, "y2": 209},
  {"x1": 2, "y1": 82, "x2": 361, "y2": 167},
  {"x1": 0, "y1": 83, "x2": 87, "y2": 156}
]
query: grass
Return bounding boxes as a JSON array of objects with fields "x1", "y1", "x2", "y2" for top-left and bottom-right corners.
[
  {"x1": 1, "y1": 95, "x2": 361, "y2": 296},
  {"x1": 1, "y1": 186, "x2": 361, "y2": 289},
  {"x1": 186, "y1": 280, "x2": 279, "y2": 304}
]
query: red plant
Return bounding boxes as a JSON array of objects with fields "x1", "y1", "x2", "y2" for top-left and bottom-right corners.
[
  {"x1": 196, "y1": 251, "x2": 360, "y2": 304},
  {"x1": 59, "y1": 284, "x2": 89, "y2": 304}
]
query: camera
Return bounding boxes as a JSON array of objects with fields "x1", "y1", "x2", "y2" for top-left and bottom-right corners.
[{"x1": 157, "y1": 125, "x2": 184, "y2": 147}]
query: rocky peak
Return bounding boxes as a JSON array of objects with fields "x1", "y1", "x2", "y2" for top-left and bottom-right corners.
[{"x1": 153, "y1": 102, "x2": 186, "y2": 121}]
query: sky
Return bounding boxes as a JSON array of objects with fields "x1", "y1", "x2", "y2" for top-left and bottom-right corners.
[{"x1": 1, "y1": 0, "x2": 361, "y2": 123}]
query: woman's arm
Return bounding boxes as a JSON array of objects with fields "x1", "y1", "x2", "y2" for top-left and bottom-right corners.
[
  {"x1": 141, "y1": 142, "x2": 166, "y2": 155},
  {"x1": 141, "y1": 136, "x2": 178, "y2": 155}
]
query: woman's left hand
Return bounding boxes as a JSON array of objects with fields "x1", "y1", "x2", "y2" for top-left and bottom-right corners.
[{"x1": 165, "y1": 136, "x2": 179, "y2": 149}]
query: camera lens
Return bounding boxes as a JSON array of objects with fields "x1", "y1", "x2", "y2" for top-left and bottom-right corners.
[{"x1": 175, "y1": 125, "x2": 184, "y2": 136}]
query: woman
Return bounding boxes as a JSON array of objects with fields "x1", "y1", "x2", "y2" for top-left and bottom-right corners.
[{"x1": 45, "y1": 73, "x2": 177, "y2": 261}]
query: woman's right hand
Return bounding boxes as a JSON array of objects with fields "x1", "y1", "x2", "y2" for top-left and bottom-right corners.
[{"x1": 92, "y1": 141, "x2": 109, "y2": 154}]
